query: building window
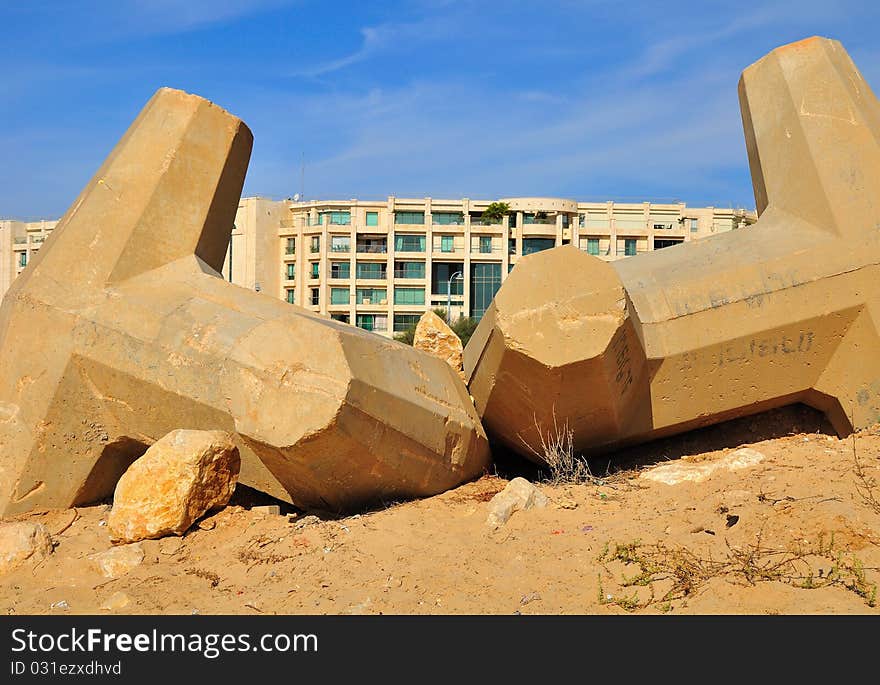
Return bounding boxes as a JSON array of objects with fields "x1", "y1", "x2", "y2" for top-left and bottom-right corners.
[
  {"x1": 310, "y1": 236, "x2": 320, "y2": 253},
  {"x1": 479, "y1": 236, "x2": 492, "y2": 253},
  {"x1": 285, "y1": 237, "x2": 295, "y2": 255},
  {"x1": 286, "y1": 289, "x2": 295, "y2": 304},
  {"x1": 310, "y1": 262, "x2": 319, "y2": 279},
  {"x1": 579, "y1": 214, "x2": 586, "y2": 228},
  {"x1": 330, "y1": 287, "x2": 350, "y2": 305},
  {"x1": 394, "y1": 233, "x2": 426, "y2": 252},
  {"x1": 508, "y1": 263, "x2": 515, "y2": 273},
  {"x1": 394, "y1": 314, "x2": 421, "y2": 331},
  {"x1": 286, "y1": 263, "x2": 296, "y2": 280},
  {"x1": 624, "y1": 239, "x2": 637, "y2": 256},
  {"x1": 321, "y1": 211, "x2": 350, "y2": 225},
  {"x1": 655, "y1": 239, "x2": 683, "y2": 250},
  {"x1": 690, "y1": 218, "x2": 699, "y2": 232},
  {"x1": 19, "y1": 253, "x2": 27, "y2": 267},
  {"x1": 440, "y1": 235, "x2": 454, "y2": 253},
  {"x1": 523, "y1": 212, "x2": 553, "y2": 225},
  {"x1": 357, "y1": 287, "x2": 387, "y2": 305},
  {"x1": 356, "y1": 314, "x2": 387, "y2": 332},
  {"x1": 356, "y1": 262, "x2": 387, "y2": 280},
  {"x1": 356, "y1": 236, "x2": 387, "y2": 253},
  {"x1": 330, "y1": 235, "x2": 350, "y2": 253},
  {"x1": 310, "y1": 288, "x2": 319, "y2": 306},
  {"x1": 561, "y1": 215, "x2": 570, "y2": 229},
  {"x1": 394, "y1": 261, "x2": 425, "y2": 279},
  {"x1": 587, "y1": 238, "x2": 600, "y2": 256},
  {"x1": 330, "y1": 261, "x2": 350, "y2": 279},
  {"x1": 432, "y1": 263, "x2": 464, "y2": 296},
  {"x1": 522, "y1": 238, "x2": 555, "y2": 255},
  {"x1": 432, "y1": 212, "x2": 464, "y2": 226},
  {"x1": 508, "y1": 238, "x2": 516, "y2": 255},
  {"x1": 470, "y1": 262, "x2": 501, "y2": 321},
  {"x1": 394, "y1": 287, "x2": 425, "y2": 306},
  {"x1": 365, "y1": 211, "x2": 379, "y2": 227},
  {"x1": 394, "y1": 211, "x2": 425, "y2": 225},
  {"x1": 331, "y1": 313, "x2": 350, "y2": 323}
]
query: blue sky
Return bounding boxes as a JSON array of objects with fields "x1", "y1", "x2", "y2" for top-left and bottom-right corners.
[{"x1": 2, "y1": 0, "x2": 879, "y2": 219}]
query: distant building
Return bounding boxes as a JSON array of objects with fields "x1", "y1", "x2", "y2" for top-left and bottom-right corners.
[{"x1": 2, "y1": 196, "x2": 756, "y2": 337}]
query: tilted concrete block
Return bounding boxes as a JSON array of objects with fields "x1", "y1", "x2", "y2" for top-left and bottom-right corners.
[
  {"x1": 464, "y1": 37, "x2": 880, "y2": 460},
  {"x1": 0, "y1": 88, "x2": 490, "y2": 516}
]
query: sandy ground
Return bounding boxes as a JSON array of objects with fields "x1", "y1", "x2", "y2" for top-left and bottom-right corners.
[{"x1": 2, "y1": 405, "x2": 879, "y2": 615}]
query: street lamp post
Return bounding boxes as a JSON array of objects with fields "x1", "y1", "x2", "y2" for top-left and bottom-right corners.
[{"x1": 446, "y1": 271, "x2": 463, "y2": 323}]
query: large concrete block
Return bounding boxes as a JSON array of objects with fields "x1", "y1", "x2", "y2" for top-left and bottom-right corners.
[
  {"x1": 465, "y1": 37, "x2": 880, "y2": 460},
  {"x1": 0, "y1": 88, "x2": 489, "y2": 516}
]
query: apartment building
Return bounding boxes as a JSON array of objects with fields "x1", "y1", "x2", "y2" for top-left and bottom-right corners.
[
  {"x1": 1, "y1": 196, "x2": 756, "y2": 338},
  {"x1": 0, "y1": 219, "x2": 58, "y2": 295},
  {"x1": 269, "y1": 196, "x2": 755, "y2": 335}
]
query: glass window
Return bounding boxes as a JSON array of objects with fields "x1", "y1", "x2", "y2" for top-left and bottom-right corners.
[
  {"x1": 690, "y1": 218, "x2": 699, "y2": 232},
  {"x1": 310, "y1": 288, "x2": 319, "y2": 305},
  {"x1": 310, "y1": 236, "x2": 320, "y2": 253},
  {"x1": 365, "y1": 211, "x2": 379, "y2": 226},
  {"x1": 587, "y1": 238, "x2": 600, "y2": 256},
  {"x1": 356, "y1": 314, "x2": 387, "y2": 331},
  {"x1": 625, "y1": 239, "x2": 637, "y2": 256},
  {"x1": 432, "y1": 212, "x2": 464, "y2": 225},
  {"x1": 330, "y1": 235, "x2": 350, "y2": 252},
  {"x1": 470, "y1": 262, "x2": 501, "y2": 321},
  {"x1": 508, "y1": 238, "x2": 516, "y2": 255},
  {"x1": 394, "y1": 287, "x2": 425, "y2": 306},
  {"x1": 522, "y1": 238, "x2": 555, "y2": 255},
  {"x1": 330, "y1": 287, "x2": 350, "y2": 305},
  {"x1": 285, "y1": 237, "x2": 296, "y2": 255},
  {"x1": 330, "y1": 261, "x2": 350, "y2": 279},
  {"x1": 479, "y1": 236, "x2": 492, "y2": 253},
  {"x1": 286, "y1": 289, "x2": 295, "y2": 304},
  {"x1": 356, "y1": 288, "x2": 387, "y2": 304},
  {"x1": 432, "y1": 263, "x2": 464, "y2": 295},
  {"x1": 394, "y1": 314, "x2": 421, "y2": 331},
  {"x1": 331, "y1": 313, "x2": 350, "y2": 323},
  {"x1": 356, "y1": 236, "x2": 387, "y2": 253},
  {"x1": 310, "y1": 262, "x2": 319, "y2": 278},
  {"x1": 19, "y1": 253, "x2": 27, "y2": 267},
  {"x1": 321, "y1": 211, "x2": 350, "y2": 225},
  {"x1": 394, "y1": 261, "x2": 425, "y2": 279},
  {"x1": 440, "y1": 235, "x2": 454, "y2": 253},
  {"x1": 286, "y1": 263, "x2": 296, "y2": 280},
  {"x1": 356, "y1": 262, "x2": 387, "y2": 279},
  {"x1": 394, "y1": 211, "x2": 425, "y2": 225},
  {"x1": 394, "y1": 233, "x2": 426, "y2": 252},
  {"x1": 523, "y1": 212, "x2": 553, "y2": 225}
]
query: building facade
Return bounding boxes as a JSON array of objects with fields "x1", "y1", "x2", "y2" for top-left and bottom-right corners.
[
  {"x1": 2, "y1": 197, "x2": 756, "y2": 338},
  {"x1": 263, "y1": 196, "x2": 755, "y2": 335},
  {"x1": 0, "y1": 219, "x2": 59, "y2": 296}
]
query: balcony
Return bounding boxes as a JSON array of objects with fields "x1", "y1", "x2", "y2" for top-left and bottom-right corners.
[
  {"x1": 469, "y1": 217, "x2": 503, "y2": 228},
  {"x1": 356, "y1": 242, "x2": 387, "y2": 254},
  {"x1": 393, "y1": 270, "x2": 425, "y2": 279},
  {"x1": 522, "y1": 214, "x2": 556, "y2": 225},
  {"x1": 330, "y1": 243, "x2": 351, "y2": 253}
]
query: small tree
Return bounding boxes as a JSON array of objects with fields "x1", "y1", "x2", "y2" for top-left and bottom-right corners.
[
  {"x1": 480, "y1": 201, "x2": 510, "y2": 225},
  {"x1": 450, "y1": 315, "x2": 479, "y2": 348}
]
